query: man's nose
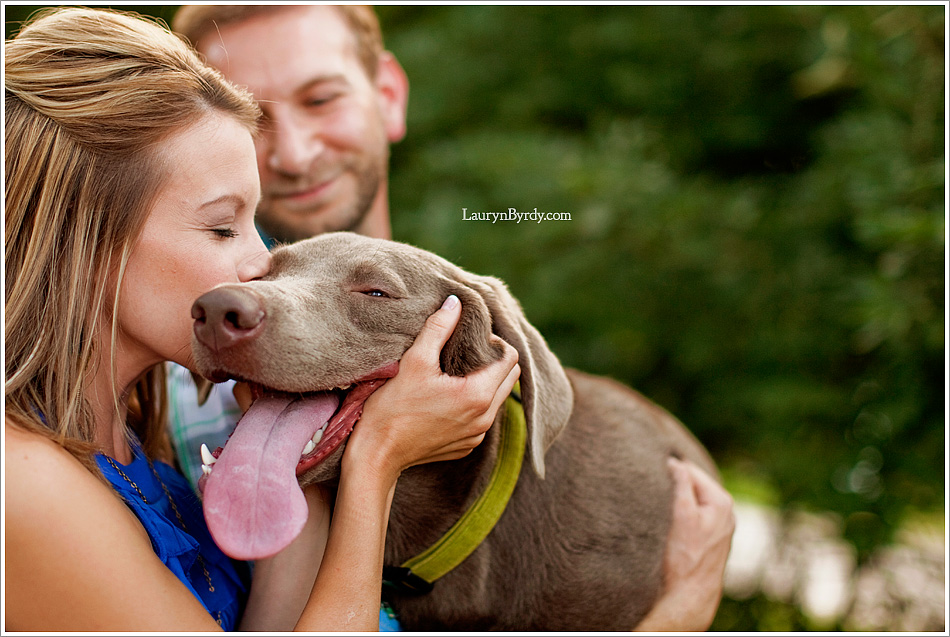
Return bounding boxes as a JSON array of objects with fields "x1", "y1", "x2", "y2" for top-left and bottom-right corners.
[{"x1": 265, "y1": 112, "x2": 325, "y2": 176}]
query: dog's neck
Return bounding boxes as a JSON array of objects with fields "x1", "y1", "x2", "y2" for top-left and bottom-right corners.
[{"x1": 384, "y1": 406, "x2": 504, "y2": 563}]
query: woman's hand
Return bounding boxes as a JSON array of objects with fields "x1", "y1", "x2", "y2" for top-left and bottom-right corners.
[
  {"x1": 635, "y1": 457, "x2": 736, "y2": 632},
  {"x1": 345, "y1": 294, "x2": 521, "y2": 483}
]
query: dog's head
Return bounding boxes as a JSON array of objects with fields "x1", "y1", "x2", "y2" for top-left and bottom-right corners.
[{"x1": 191, "y1": 232, "x2": 573, "y2": 559}]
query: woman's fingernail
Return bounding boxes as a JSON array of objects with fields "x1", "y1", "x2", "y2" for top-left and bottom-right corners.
[{"x1": 441, "y1": 294, "x2": 460, "y2": 310}]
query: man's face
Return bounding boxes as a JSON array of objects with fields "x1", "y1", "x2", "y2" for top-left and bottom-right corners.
[{"x1": 197, "y1": 6, "x2": 406, "y2": 242}]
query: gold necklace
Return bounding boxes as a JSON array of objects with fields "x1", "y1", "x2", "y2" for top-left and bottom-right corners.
[
  {"x1": 103, "y1": 455, "x2": 160, "y2": 504},
  {"x1": 104, "y1": 455, "x2": 223, "y2": 626}
]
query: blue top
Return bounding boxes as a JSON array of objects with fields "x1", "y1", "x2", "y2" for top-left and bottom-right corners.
[
  {"x1": 95, "y1": 441, "x2": 249, "y2": 630},
  {"x1": 96, "y1": 440, "x2": 402, "y2": 631}
]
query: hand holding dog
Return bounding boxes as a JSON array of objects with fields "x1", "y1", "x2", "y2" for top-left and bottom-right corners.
[
  {"x1": 346, "y1": 294, "x2": 521, "y2": 483},
  {"x1": 635, "y1": 457, "x2": 736, "y2": 631}
]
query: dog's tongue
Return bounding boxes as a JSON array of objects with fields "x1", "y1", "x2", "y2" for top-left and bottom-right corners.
[{"x1": 202, "y1": 392, "x2": 339, "y2": 560}]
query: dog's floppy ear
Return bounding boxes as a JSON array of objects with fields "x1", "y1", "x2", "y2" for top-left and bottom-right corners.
[{"x1": 440, "y1": 271, "x2": 574, "y2": 479}]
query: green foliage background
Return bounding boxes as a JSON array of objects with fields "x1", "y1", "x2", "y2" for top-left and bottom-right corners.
[
  {"x1": 380, "y1": 7, "x2": 946, "y2": 628},
  {"x1": 377, "y1": 2, "x2": 945, "y2": 551},
  {"x1": 5, "y1": 3, "x2": 946, "y2": 630}
]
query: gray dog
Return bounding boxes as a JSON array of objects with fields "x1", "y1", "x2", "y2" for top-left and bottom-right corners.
[{"x1": 190, "y1": 232, "x2": 717, "y2": 631}]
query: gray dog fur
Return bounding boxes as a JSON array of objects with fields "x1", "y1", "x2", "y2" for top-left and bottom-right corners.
[{"x1": 192, "y1": 232, "x2": 717, "y2": 631}]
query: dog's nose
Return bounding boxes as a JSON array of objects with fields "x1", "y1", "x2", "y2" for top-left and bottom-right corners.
[{"x1": 192, "y1": 287, "x2": 265, "y2": 351}]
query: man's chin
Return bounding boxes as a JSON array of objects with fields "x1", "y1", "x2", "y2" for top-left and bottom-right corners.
[
  {"x1": 257, "y1": 206, "x2": 365, "y2": 244},
  {"x1": 259, "y1": 166, "x2": 381, "y2": 242}
]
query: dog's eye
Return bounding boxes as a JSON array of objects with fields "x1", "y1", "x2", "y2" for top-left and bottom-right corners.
[{"x1": 361, "y1": 289, "x2": 390, "y2": 298}]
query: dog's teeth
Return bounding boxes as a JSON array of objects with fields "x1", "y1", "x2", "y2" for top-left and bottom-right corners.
[
  {"x1": 311, "y1": 429, "x2": 324, "y2": 445},
  {"x1": 302, "y1": 440, "x2": 316, "y2": 456},
  {"x1": 200, "y1": 443, "x2": 216, "y2": 466},
  {"x1": 201, "y1": 463, "x2": 213, "y2": 476}
]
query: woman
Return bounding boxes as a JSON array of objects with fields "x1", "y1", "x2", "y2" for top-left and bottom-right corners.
[{"x1": 4, "y1": 7, "x2": 519, "y2": 631}]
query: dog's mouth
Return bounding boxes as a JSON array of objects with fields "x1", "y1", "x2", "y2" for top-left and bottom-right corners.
[{"x1": 199, "y1": 362, "x2": 398, "y2": 560}]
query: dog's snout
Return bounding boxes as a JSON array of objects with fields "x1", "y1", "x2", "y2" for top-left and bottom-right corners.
[{"x1": 192, "y1": 287, "x2": 265, "y2": 352}]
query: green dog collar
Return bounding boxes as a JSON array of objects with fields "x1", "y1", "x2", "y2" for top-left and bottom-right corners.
[{"x1": 383, "y1": 382, "x2": 526, "y2": 594}]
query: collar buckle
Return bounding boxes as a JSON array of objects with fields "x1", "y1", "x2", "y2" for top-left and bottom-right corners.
[
  {"x1": 382, "y1": 565, "x2": 435, "y2": 595},
  {"x1": 382, "y1": 383, "x2": 526, "y2": 596}
]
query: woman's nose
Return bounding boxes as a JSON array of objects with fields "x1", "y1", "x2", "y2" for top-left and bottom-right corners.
[{"x1": 238, "y1": 249, "x2": 272, "y2": 282}]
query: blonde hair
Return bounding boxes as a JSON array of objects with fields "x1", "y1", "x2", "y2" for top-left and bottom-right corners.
[
  {"x1": 4, "y1": 7, "x2": 261, "y2": 473},
  {"x1": 172, "y1": 4, "x2": 385, "y2": 78}
]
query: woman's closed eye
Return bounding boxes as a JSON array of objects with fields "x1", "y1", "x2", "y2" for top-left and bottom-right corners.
[{"x1": 210, "y1": 227, "x2": 238, "y2": 239}]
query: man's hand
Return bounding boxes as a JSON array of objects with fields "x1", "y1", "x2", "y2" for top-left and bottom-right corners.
[{"x1": 635, "y1": 457, "x2": 736, "y2": 632}]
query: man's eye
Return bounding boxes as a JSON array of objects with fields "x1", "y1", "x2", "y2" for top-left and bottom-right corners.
[
  {"x1": 306, "y1": 93, "x2": 341, "y2": 108},
  {"x1": 211, "y1": 228, "x2": 238, "y2": 239}
]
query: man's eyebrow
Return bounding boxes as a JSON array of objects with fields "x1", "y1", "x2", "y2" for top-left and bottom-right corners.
[{"x1": 295, "y1": 74, "x2": 349, "y2": 94}]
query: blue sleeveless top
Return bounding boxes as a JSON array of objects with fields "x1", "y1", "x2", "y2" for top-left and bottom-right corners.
[
  {"x1": 95, "y1": 441, "x2": 249, "y2": 630},
  {"x1": 96, "y1": 439, "x2": 401, "y2": 631}
]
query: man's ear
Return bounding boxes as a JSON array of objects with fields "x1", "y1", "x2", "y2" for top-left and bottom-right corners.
[{"x1": 375, "y1": 51, "x2": 409, "y2": 143}]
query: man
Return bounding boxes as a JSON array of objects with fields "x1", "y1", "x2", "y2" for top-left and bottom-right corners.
[
  {"x1": 170, "y1": 5, "x2": 734, "y2": 631},
  {"x1": 176, "y1": 5, "x2": 403, "y2": 245}
]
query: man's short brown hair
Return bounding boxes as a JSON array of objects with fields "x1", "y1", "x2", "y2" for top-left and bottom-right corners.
[{"x1": 172, "y1": 5, "x2": 384, "y2": 78}]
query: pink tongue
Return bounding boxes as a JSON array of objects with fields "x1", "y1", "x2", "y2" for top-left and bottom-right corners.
[{"x1": 202, "y1": 392, "x2": 339, "y2": 560}]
